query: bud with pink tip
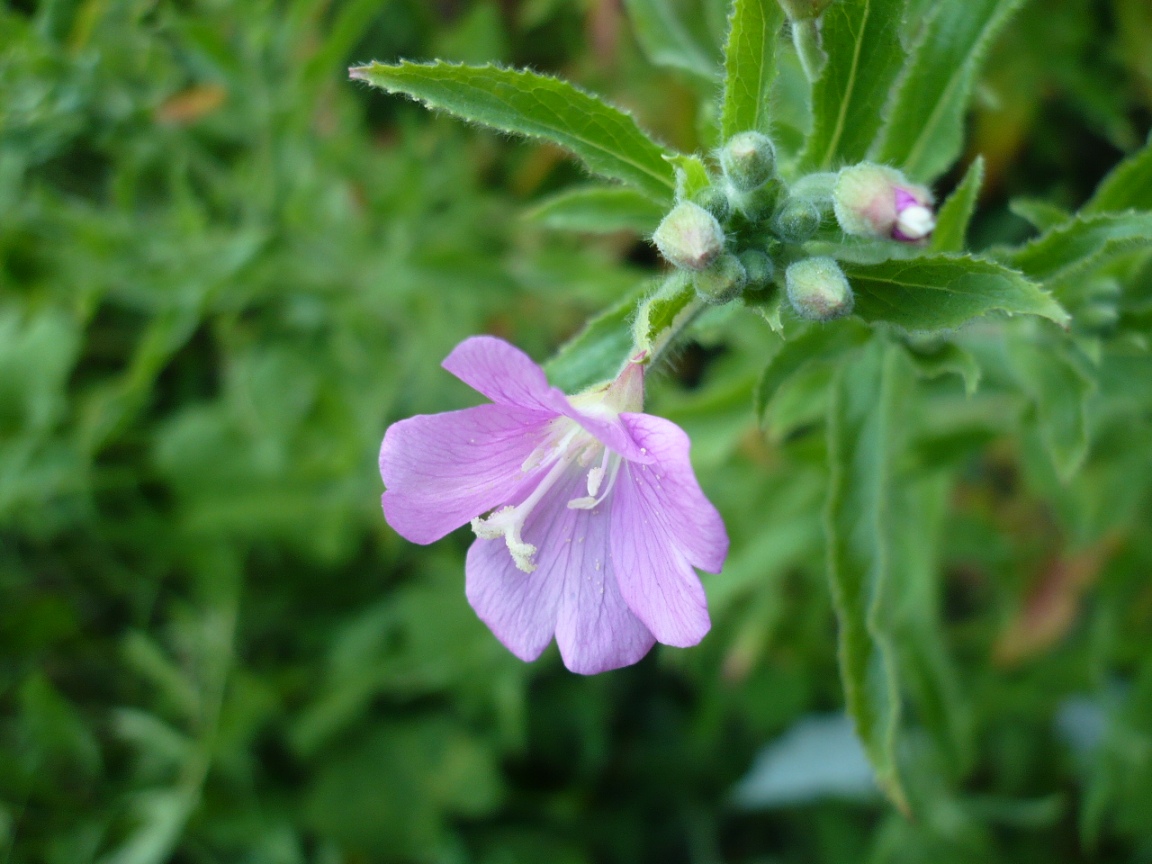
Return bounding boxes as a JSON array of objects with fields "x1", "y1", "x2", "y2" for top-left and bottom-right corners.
[
  {"x1": 833, "y1": 163, "x2": 935, "y2": 243},
  {"x1": 653, "y1": 201, "x2": 726, "y2": 271}
]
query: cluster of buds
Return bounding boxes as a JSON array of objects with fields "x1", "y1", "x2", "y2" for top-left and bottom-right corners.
[{"x1": 650, "y1": 132, "x2": 937, "y2": 323}]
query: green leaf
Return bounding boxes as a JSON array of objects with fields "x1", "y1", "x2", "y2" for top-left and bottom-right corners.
[
  {"x1": 720, "y1": 0, "x2": 785, "y2": 139},
  {"x1": 667, "y1": 152, "x2": 713, "y2": 201},
  {"x1": 905, "y1": 340, "x2": 981, "y2": 395},
  {"x1": 544, "y1": 285, "x2": 648, "y2": 392},
  {"x1": 632, "y1": 274, "x2": 702, "y2": 358},
  {"x1": 1010, "y1": 336, "x2": 1096, "y2": 481},
  {"x1": 873, "y1": 0, "x2": 1027, "y2": 182},
  {"x1": 622, "y1": 0, "x2": 721, "y2": 81},
  {"x1": 825, "y1": 338, "x2": 909, "y2": 812},
  {"x1": 1010, "y1": 197, "x2": 1072, "y2": 232},
  {"x1": 1083, "y1": 133, "x2": 1152, "y2": 214},
  {"x1": 931, "y1": 156, "x2": 984, "y2": 253},
  {"x1": 754, "y1": 321, "x2": 871, "y2": 424},
  {"x1": 350, "y1": 61, "x2": 676, "y2": 202},
  {"x1": 525, "y1": 185, "x2": 665, "y2": 234},
  {"x1": 842, "y1": 255, "x2": 1070, "y2": 331},
  {"x1": 1008, "y1": 212, "x2": 1152, "y2": 287},
  {"x1": 802, "y1": 0, "x2": 907, "y2": 170}
]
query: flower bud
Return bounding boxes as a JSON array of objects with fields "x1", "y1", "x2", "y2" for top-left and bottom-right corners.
[
  {"x1": 738, "y1": 250, "x2": 775, "y2": 291},
  {"x1": 720, "y1": 131, "x2": 777, "y2": 193},
  {"x1": 777, "y1": 0, "x2": 835, "y2": 20},
  {"x1": 785, "y1": 257, "x2": 853, "y2": 321},
  {"x1": 733, "y1": 177, "x2": 785, "y2": 220},
  {"x1": 833, "y1": 163, "x2": 935, "y2": 243},
  {"x1": 773, "y1": 197, "x2": 822, "y2": 242},
  {"x1": 653, "y1": 201, "x2": 726, "y2": 271},
  {"x1": 694, "y1": 253, "x2": 748, "y2": 305},
  {"x1": 693, "y1": 186, "x2": 732, "y2": 223}
]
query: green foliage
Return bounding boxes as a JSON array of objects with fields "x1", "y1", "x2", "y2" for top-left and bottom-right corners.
[{"x1": 6, "y1": 0, "x2": 1152, "y2": 861}]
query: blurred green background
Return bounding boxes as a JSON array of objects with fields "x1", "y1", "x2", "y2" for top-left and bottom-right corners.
[{"x1": 3, "y1": 0, "x2": 1152, "y2": 862}]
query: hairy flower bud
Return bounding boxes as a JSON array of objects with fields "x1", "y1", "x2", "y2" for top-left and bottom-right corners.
[
  {"x1": 833, "y1": 163, "x2": 935, "y2": 242},
  {"x1": 785, "y1": 257, "x2": 853, "y2": 321},
  {"x1": 773, "y1": 197, "x2": 822, "y2": 242},
  {"x1": 777, "y1": 0, "x2": 835, "y2": 20},
  {"x1": 720, "y1": 131, "x2": 777, "y2": 193},
  {"x1": 694, "y1": 253, "x2": 748, "y2": 305},
  {"x1": 653, "y1": 201, "x2": 726, "y2": 270},
  {"x1": 738, "y1": 250, "x2": 775, "y2": 291},
  {"x1": 693, "y1": 186, "x2": 732, "y2": 223}
]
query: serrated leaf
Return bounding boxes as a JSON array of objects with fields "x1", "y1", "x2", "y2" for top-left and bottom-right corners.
[
  {"x1": 1008, "y1": 212, "x2": 1152, "y2": 287},
  {"x1": 874, "y1": 0, "x2": 1027, "y2": 182},
  {"x1": 622, "y1": 0, "x2": 721, "y2": 81},
  {"x1": 350, "y1": 61, "x2": 676, "y2": 202},
  {"x1": 843, "y1": 255, "x2": 1070, "y2": 331},
  {"x1": 632, "y1": 274, "x2": 701, "y2": 358},
  {"x1": 525, "y1": 185, "x2": 665, "y2": 234},
  {"x1": 1084, "y1": 134, "x2": 1152, "y2": 214},
  {"x1": 825, "y1": 338, "x2": 909, "y2": 812},
  {"x1": 720, "y1": 0, "x2": 785, "y2": 139},
  {"x1": 802, "y1": 0, "x2": 907, "y2": 170},
  {"x1": 544, "y1": 285, "x2": 648, "y2": 392},
  {"x1": 931, "y1": 156, "x2": 984, "y2": 253},
  {"x1": 905, "y1": 341, "x2": 981, "y2": 395},
  {"x1": 754, "y1": 321, "x2": 870, "y2": 423},
  {"x1": 1010, "y1": 198, "x2": 1072, "y2": 232},
  {"x1": 1010, "y1": 336, "x2": 1096, "y2": 481}
]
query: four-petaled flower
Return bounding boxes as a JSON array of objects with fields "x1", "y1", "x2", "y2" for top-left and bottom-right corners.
[{"x1": 379, "y1": 336, "x2": 728, "y2": 674}]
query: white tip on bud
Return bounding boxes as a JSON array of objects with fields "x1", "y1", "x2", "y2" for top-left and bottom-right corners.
[{"x1": 833, "y1": 162, "x2": 935, "y2": 243}]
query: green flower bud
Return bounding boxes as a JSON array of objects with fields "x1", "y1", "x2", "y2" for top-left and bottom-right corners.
[
  {"x1": 693, "y1": 186, "x2": 732, "y2": 223},
  {"x1": 773, "y1": 197, "x2": 822, "y2": 242},
  {"x1": 694, "y1": 253, "x2": 748, "y2": 305},
  {"x1": 653, "y1": 201, "x2": 726, "y2": 271},
  {"x1": 777, "y1": 0, "x2": 835, "y2": 20},
  {"x1": 720, "y1": 131, "x2": 777, "y2": 193},
  {"x1": 738, "y1": 250, "x2": 775, "y2": 291},
  {"x1": 733, "y1": 177, "x2": 785, "y2": 220},
  {"x1": 785, "y1": 257, "x2": 853, "y2": 321}
]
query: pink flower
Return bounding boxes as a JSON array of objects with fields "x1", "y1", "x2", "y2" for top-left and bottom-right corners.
[
  {"x1": 379, "y1": 336, "x2": 728, "y2": 674},
  {"x1": 832, "y1": 163, "x2": 936, "y2": 243}
]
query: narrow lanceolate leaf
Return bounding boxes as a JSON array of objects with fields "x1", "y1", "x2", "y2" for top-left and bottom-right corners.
[
  {"x1": 632, "y1": 274, "x2": 702, "y2": 359},
  {"x1": 825, "y1": 339, "x2": 909, "y2": 812},
  {"x1": 931, "y1": 156, "x2": 984, "y2": 253},
  {"x1": 754, "y1": 321, "x2": 871, "y2": 424},
  {"x1": 1008, "y1": 212, "x2": 1152, "y2": 286},
  {"x1": 1010, "y1": 337, "x2": 1096, "y2": 481},
  {"x1": 802, "y1": 0, "x2": 907, "y2": 170},
  {"x1": 1083, "y1": 134, "x2": 1152, "y2": 214},
  {"x1": 622, "y1": 0, "x2": 721, "y2": 81},
  {"x1": 843, "y1": 255, "x2": 1070, "y2": 331},
  {"x1": 720, "y1": 0, "x2": 785, "y2": 139},
  {"x1": 525, "y1": 185, "x2": 665, "y2": 234},
  {"x1": 906, "y1": 341, "x2": 981, "y2": 395},
  {"x1": 667, "y1": 153, "x2": 712, "y2": 201},
  {"x1": 350, "y1": 62, "x2": 676, "y2": 202},
  {"x1": 544, "y1": 285, "x2": 648, "y2": 392},
  {"x1": 1009, "y1": 198, "x2": 1072, "y2": 232},
  {"x1": 874, "y1": 0, "x2": 1027, "y2": 182}
]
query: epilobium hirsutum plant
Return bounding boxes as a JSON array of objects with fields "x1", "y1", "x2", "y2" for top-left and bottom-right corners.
[{"x1": 354, "y1": 0, "x2": 1152, "y2": 815}]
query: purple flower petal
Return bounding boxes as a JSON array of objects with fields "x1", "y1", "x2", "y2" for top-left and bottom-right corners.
[
  {"x1": 380, "y1": 404, "x2": 552, "y2": 544},
  {"x1": 619, "y1": 413, "x2": 728, "y2": 572},
  {"x1": 442, "y1": 336, "x2": 569, "y2": 414},
  {"x1": 466, "y1": 465, "x2": 655, "y2": 672}
]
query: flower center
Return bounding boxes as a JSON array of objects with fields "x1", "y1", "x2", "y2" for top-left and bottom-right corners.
[{"x1": 470, "y1": 418, "x2": 623, "y2": 573}]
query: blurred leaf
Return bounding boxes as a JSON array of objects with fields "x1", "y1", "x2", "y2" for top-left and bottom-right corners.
[
  {"x1": 1083, "y1": 133, "x2": 1152, "y2": 214},
  {"x1": 843, "y1": 255, "x2": 1070, "y2": 330},
  {"x1": 98, "y1": 787, "x2": 198, "y2": 864},
  {"x1": 874, "y1": 0, "x2": 1027, "y2": 182},
  {"x1": 622, "y1": 0, "x2": 722, "y2": 81},
  {"x1": 803, "y1": 0, "x2": 907, "y2": 169},
  {"x1": 351, "y1": 61, "x2": 676, "y2": 202},
  {"x1": 1010, "y1": 197, "x2": 1072, "y2": 232},
  {"x1": 525, "y1": 185, "x2": 664, "y2": 233},
  {"x1": 825, "y1": 339, "x2": 909, "y2": 812},
  {"x1": 1008, "y1": 212, "x2": 1152, "y2": 287},
  {"x1": 720, "y1": 0, "x2": 785, "y2": 139},
  {"x1": 905, "y1": 340, "x2": 981, "y2": 395},
  {"x1": 544, "y1": 284, "x2": 647, "y2": 392},
  {"x1": 931, "y1": 156, "x2": 984, "y2": 253},
  {"x1": 753, "y1": 320, "x2": 870, "y2": 424}
]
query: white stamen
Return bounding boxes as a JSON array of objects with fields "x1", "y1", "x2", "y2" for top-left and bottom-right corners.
[
  {"x1": 568, "y1": 450, "x2": 622, "y2": 511},
  {"x1": 472, "y1": 453, "x2": 572, "y2": 573},
  {"x1": 896, "y1": 204, "x2": 935, "y2": 240}
]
